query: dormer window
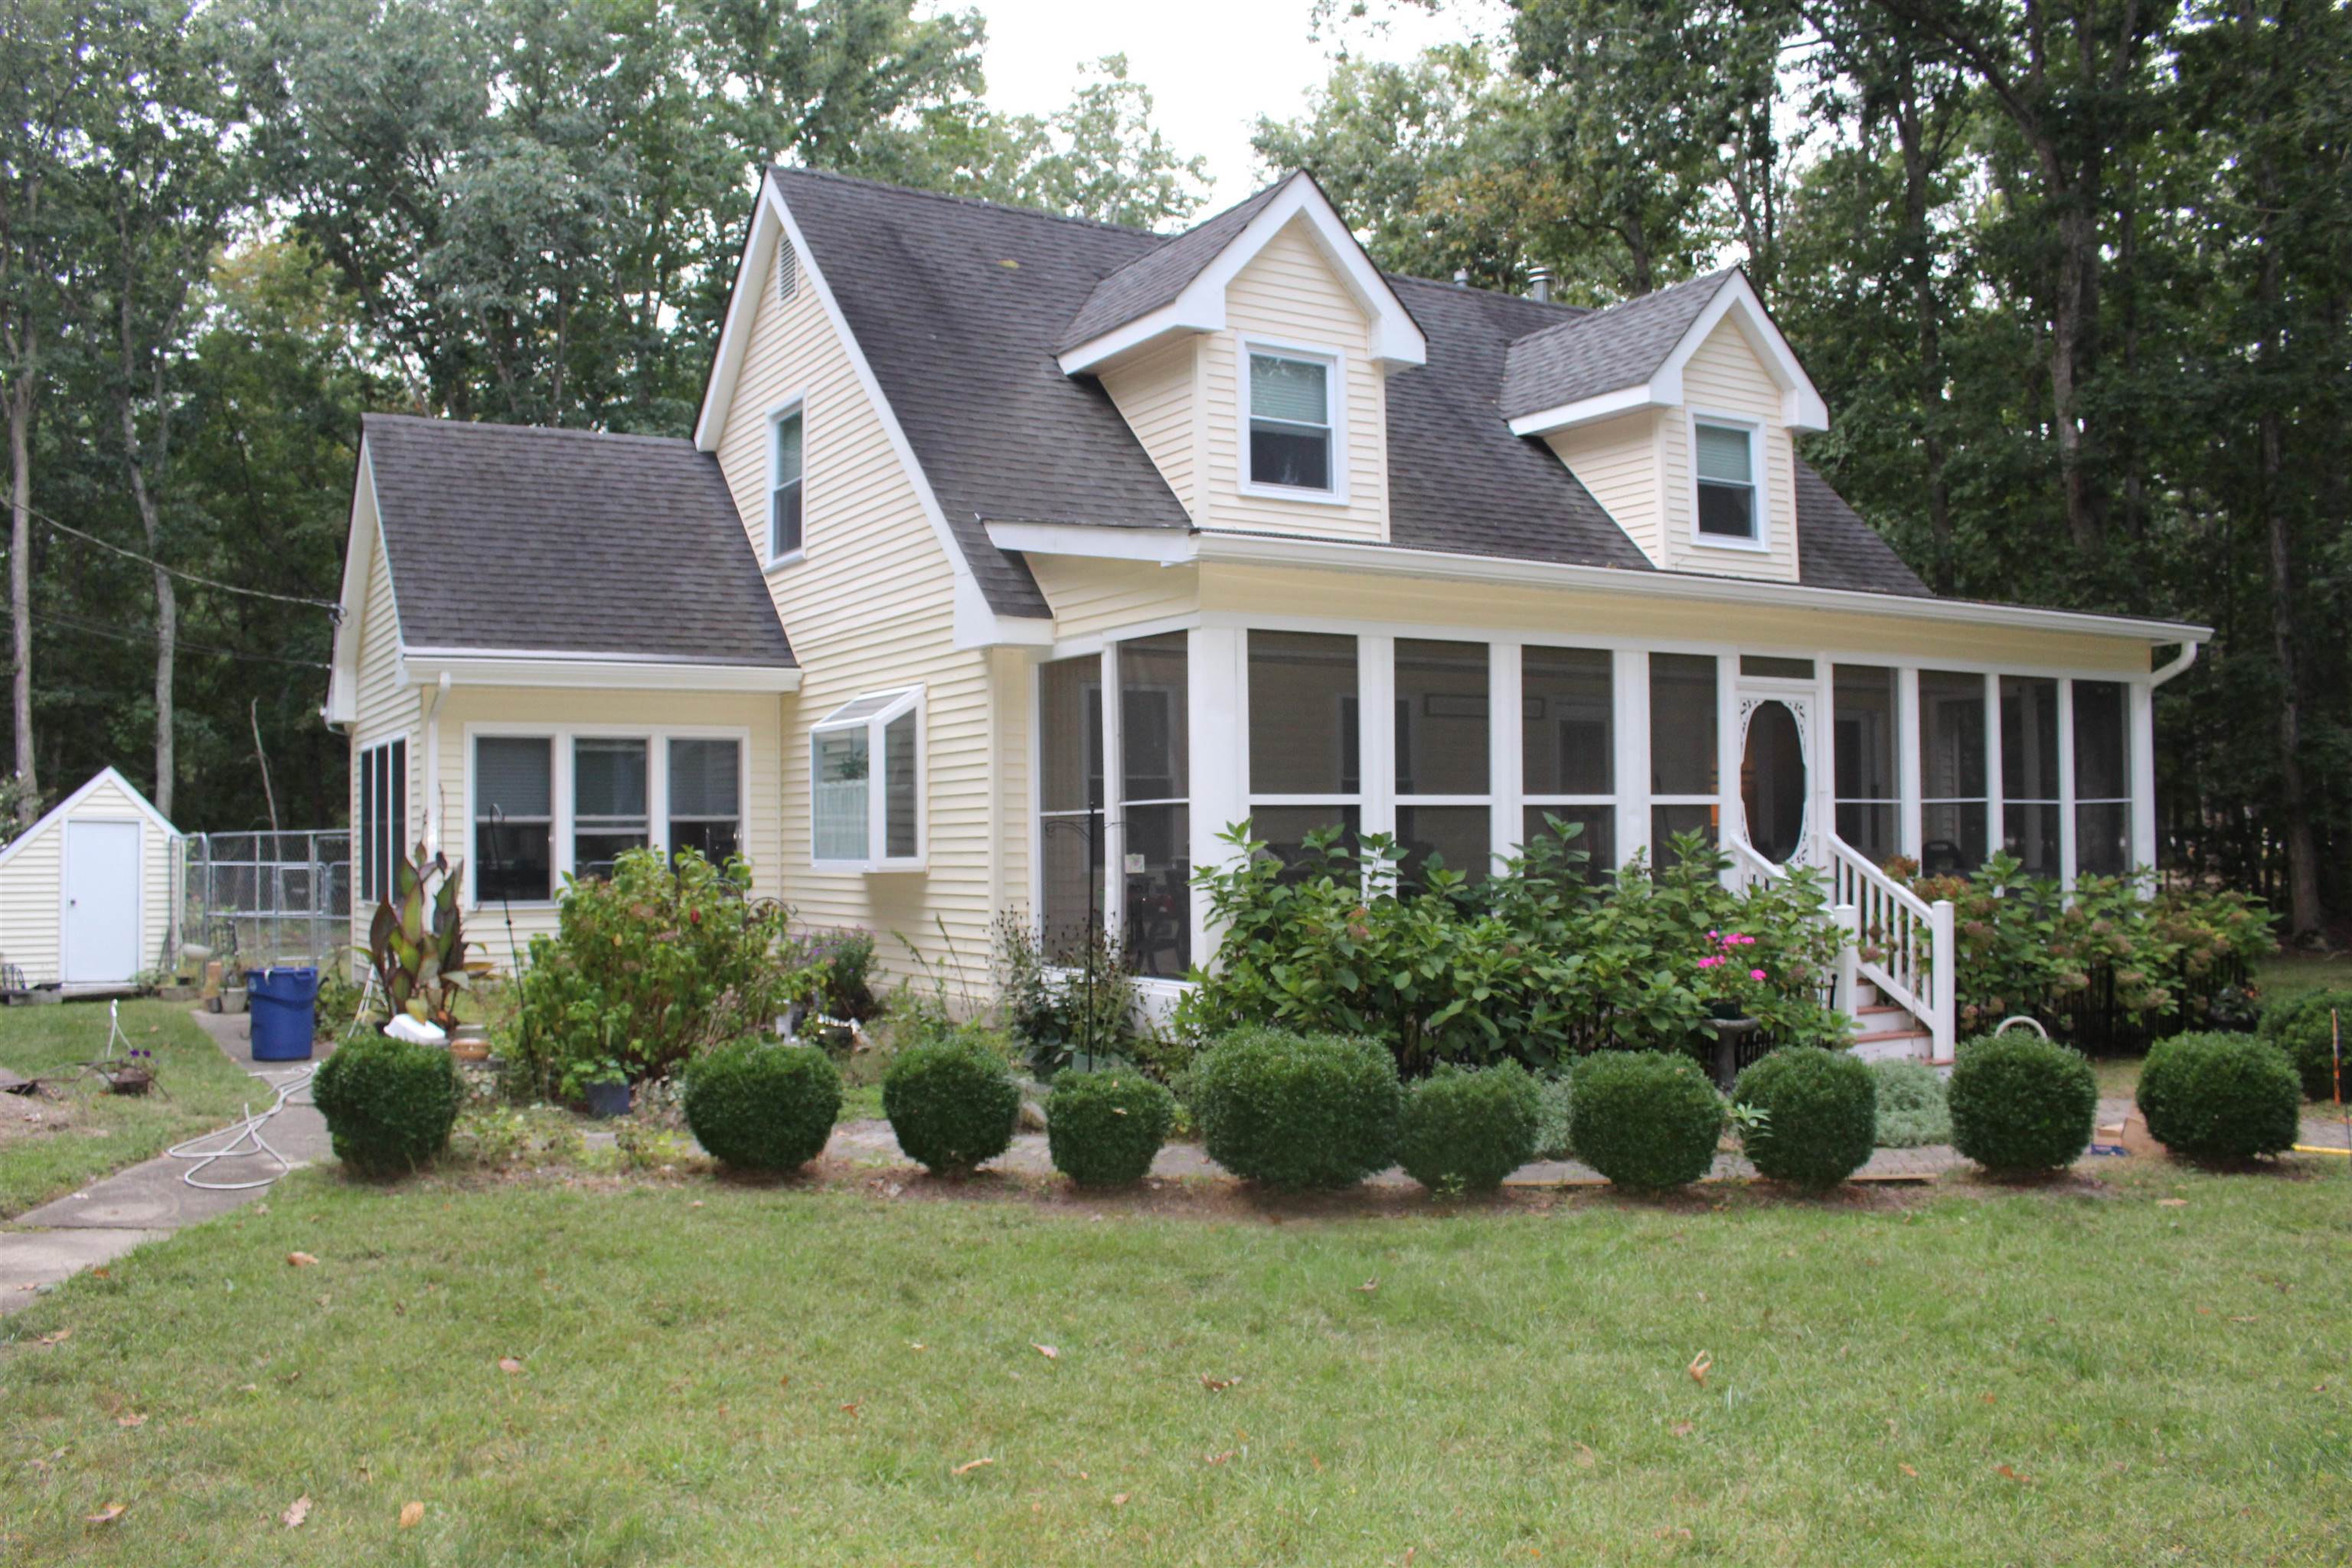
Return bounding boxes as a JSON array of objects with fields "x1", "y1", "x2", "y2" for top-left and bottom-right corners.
[
  {"x1": 769, "y1": 405, "x2": 804, "y2": 561},
  {"x1": 1246, "y1": 348, "x2": 1334, "y2": 493},
  {"x1": 1694, "y1": 420, "x2": 1759, "y2": 544}
]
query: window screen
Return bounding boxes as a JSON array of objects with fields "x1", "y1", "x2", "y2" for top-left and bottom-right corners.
[
  {"x1": 475, "y1": 737, "x2": 553, "y2": 902},
  {"x1": 1248, "y1": 352, "x2": 1332, "y2": 491},
  {"x1": 1694, "y1": 423, "x2": 1756, "y2": 539},
  {"x1": 668, "y1": 737, "x2": 740, "y2": 864}
]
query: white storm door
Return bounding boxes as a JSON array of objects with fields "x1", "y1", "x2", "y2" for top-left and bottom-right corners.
[{"x1": 63, "y1": 821, "x2": 141, "y2": 985}]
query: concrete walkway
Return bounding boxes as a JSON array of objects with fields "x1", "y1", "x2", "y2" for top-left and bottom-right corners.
[{"x1": 0, "y1": 1009, "x2": 328, "y2": 1316}]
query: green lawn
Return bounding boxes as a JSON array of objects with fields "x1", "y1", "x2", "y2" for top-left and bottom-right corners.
[
  {"x1": 0, "y1": 1001, "x2": 260, "y2": 1219},
  {"x1": 3, "y1": 1161, "x2": 2347, "y2": 1564},
  {"x1": 2253, "y1": 951, "x2": 2352, "y2": 1008}
]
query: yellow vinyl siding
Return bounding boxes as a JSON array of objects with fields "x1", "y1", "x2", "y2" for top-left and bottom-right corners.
[
  {"x1": 712, "y1": 220, "x2": 998, "y2": 995},
  {"x1": 346, "y1": 521, "x2": 421, "y2": 957},
  {"x1": 1201, "y1": 217, "x2": 1387, "y2": 541},
  {"x1": 1545, "y1": 410, "x2": 1668, "y2": 567},
  {"x1": 1097, "y1": 336, "x2": 1197, "y2": 518},
  {"x1": 1028, "y1": 557, "x2": 1201, "y2": 642},
  {"x1": 1661, "y1": 318, "x2": 1801, "y2": 581}
]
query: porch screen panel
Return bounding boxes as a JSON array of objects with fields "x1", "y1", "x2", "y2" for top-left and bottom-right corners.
[
  {"x1": 1119, "y1": 632, "x2": 1190, "y2": 978},
  {"x1": 1394, "y1": 638, "x2": 1490, "y2": 886},
  {"x1": 1649, "y1": 652, "x2": 1719, "y2": 868},
  {"x1": 1248, "y1": 631, "x2": 1360, "y2": 873},
  {"x1": 1917, "y1": 670, "x2": 1988, "y2": 874},
  {"x1": 668, "y1": 738, "x2": 741, "y2": 864},
  {"x1": 1831, "y1": 665, "x2": 1898, "y2": 864},
  {"x1": 1522, "y1": 645, "x2": 1614, "y2": 876},
  {"x1": 2000, "y1": 677, "x2": 2062, "y2": 880},
  {"x1": 475, "y1": 737, "x2": 553, "y2": 902},
  {"x1": 1038, "y1": 655, "x2": 1104, "y2": 960},
  {"x1": 2073, "y1": 680, "x2": 2132, "y2": 877}
]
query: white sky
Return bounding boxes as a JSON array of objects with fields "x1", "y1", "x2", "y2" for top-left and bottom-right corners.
[{"x1": 965, "y1": 0, "x2": 1507, "y2": 208}]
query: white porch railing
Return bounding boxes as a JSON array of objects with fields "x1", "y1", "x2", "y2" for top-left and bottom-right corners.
[
  {"x1": 1726, "y1": 835, "x2": 1785, "y2": 891},
  {"x1": 1824, "y1": 835, "x2": 1956, "y2": 1056}
]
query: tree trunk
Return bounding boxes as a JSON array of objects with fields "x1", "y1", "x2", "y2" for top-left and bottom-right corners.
[
  {"x1": 1893, "y1": 68, "x2": 1955, "y2": 593},
  {"x1": 6, "y1": 368, "x2": 34, "y2": 822}
]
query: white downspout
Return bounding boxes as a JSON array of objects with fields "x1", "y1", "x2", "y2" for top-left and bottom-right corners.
[
  {"x1": 420, "y1": 670, "x2": 452, "y2": 854},
  {"x1": 2149, "y1": 641, "x2": 2200, "y2": 689}
]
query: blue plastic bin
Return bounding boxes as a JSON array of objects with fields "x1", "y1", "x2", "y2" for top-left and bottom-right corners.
[{"x1": 247, "y1": 967, "x2": 321, "y2": 1060}]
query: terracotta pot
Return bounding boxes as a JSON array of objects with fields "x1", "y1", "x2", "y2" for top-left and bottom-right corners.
[{"x1": 450, "y1": 1029, "x2": 492, "y2": 1063}]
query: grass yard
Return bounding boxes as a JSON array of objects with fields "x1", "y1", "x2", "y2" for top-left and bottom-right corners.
[
  {"x1": 0, "y1": 1001, "x2": 259, "y2": 1219},
  {"x1": 2254, "y1": 951, "x2": 2352, "y2": 1008},
  {"x1": 3, "y1": 1162, "x2": 2348, "y2": 1565}
]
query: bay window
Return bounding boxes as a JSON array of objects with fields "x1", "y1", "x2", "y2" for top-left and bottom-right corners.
[
  {"x1": 474, "y1": 736, "x2": 553, "y2": 903},
  {"x1": 1832, "y1": 664, "x2": 1900, "y2": 864},
  {"x1": 1248, "y1": 630, "x2": 1361, "y2": 869},
  {"x1": 1918, "y1": 670, "x2": 1988, "y2": 874},
  {"x1": 1648, "y1": 652, "x2": 1719, "y2": 865},
  {"x1": 2073, "y1": 680, "x2": 2132, "y2": 877},
  {"x1": 1521, "y1": 645, "x2": 1615, "y2": 874},
  {"x1": 812, "y1": 688, "x2": 923, "y2": 871},
  {"x1": 2000, "y1": 676, "x2": 2062, "y2": 880},
  {"x1": 357, "y1": 736, "x2": 408, "y2": 903}
]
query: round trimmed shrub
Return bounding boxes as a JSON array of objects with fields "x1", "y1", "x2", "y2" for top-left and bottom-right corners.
[
  {"x1": 1566, "y1": 1050, "x2": 1725, "y2": 1192},
  {"x1": 2138, "y1": 1030, "x2": 2301, "y2": 1161},
  {"x1": 1869, "y1": 1058, "x2": 1952, "y2": 1148},
  {"x1": 1046, "y1": 1068, "x2": 1174, "y2": 1187},
  {"x1": 1193, "y1": 1027, "x2": 1401, "y2": 1191},
  {"x1": 1397, "y1": 1062, "x2": 1542, "y2": 1195},
  {"x1": 1733, "y1": 1047, "x2": 1877, "y2": 1191},
  {"x1": 2258, "y1": 990, "x2": 2352, "y2": 1102},
  {"x1": 882, "y1": 1029, "x2": 1023, "y2": 1177},
  {"x1": 681, "y1": 1038, "x2": 843, "y2": 1172},
  {"x1": 312, "y1": 1032, "x2": 464, "y2": 1178},
  {"x1": 1946, "y1": 1032, "x2": 2098, "y2": 1175}
]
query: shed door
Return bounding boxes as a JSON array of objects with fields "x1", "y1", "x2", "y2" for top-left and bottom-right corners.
[{"x1": 64, "y1": 821, "x2": 142, "y2": 985}]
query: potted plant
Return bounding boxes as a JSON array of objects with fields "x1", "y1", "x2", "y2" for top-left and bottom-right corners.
[
  {"x1": 571, "y1": 1058, "x2": 632, "y2": 1119},
  {"x1": 99, "y1": 1047, "x2": 155, "y2": 1096}
]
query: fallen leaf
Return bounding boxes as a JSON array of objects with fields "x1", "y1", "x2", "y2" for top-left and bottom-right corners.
[
  {"x1": 1574, "y1": 1442, "x2": 1597, "y2": 1469},
  {"x1": 1032, "y1": 1343, "x2": 1059, "y2": 1361},
  {"x1": 908, "y1": 1342, "x2": 926, "y2": 1352},
  {"x1": 399, "y1": 1500, "x2": 425, "y2": 1529},
  {"x1": 2156, "y1": 1198, "x2": 2189, "y2": 1208},
  {"x1": 497, "y1": 1357, "x2": 523, "y2": 1374},
  {"x1": 1687, "y1": 1351, "x2": 1713, "y2": 1386},
  {"x1": 84, "y1": 1503, "x2": 127, "y2": 1525},
  {"x1": 115, "y1": 1413, "x2": 145, "y2": 1429},
  {"x1": 1996, "y1": 1464, "x2": 2035, "y2": 1485},
  {"x1": 38, "y1": 1328, "x2": 71, "y2": 1346},
  {"x1": 839, "y1": 1401, "x2": 861, "y2": 1415},
  {"x1": 1112, "y1": 1493, "x2": 1129, "y2": 1507},
  {"x1": 91, "y1": 1268, "x2": 109, "y2": 1279},
  {"x1": 1670, "y1": 1422, "x2": 1694, "y2": 1438},
  {"x1": 1981, "y1": 1393, "x2": 1998, "y2": 1405},
  {"x1": 286, "y1": 1252, "x2": 318, "y2": 1267},
  {"x1": 952, "y1": 1457, "x2": 995, "y2": 1475},
  {"x1": 1357, "y1": 1279, "x2": 1380, "y2": 1293},
  {"x1": 1200, "y1": 1374, "x2": 1237, "y2": 1393},
  {"x1": 283, "y1": 1494, "x2": 312, "y2": 1528},
  {"x1": 316, "y1": 1295, "x2": 331, "y2": 1307},
  {"x1": 779, "y1": 1377, "x2": 790, "y2": 1390},
  {"x1": 2228, "y1": 1315, "x2": 2259, "y2": 1324},
  {"x1": 1204, "y1": 1449, "x2": 1235, "y2": 1465},
  {"x1": 1899, "y1": 1464, "x2": 1919, "y2": 1478}
]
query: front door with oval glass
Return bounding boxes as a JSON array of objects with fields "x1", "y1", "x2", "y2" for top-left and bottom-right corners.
[{"x1": 1739, "y1": 694, "x2": 1811, "y2": 864}]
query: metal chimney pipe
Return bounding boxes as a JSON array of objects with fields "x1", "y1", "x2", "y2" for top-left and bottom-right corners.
[{"x1": 1527, "y1": 264, "x2": 1555, "y2": 304}]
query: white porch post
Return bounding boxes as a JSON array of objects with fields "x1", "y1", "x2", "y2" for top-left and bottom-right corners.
[
  {"x1": 1186, "y1": 626, "x2": 1245, "y2": 967},
  {"x1": 1359, "y1": 632, "x2": 1396, "y2": 847},
  {"x1": 1618, "y1": 648, "x2": 1651, "y2": 867},
  {"x1": 1982, "y1": 671, "x2": 2003, "y2": 867},
  {"x1": 1097, "y1": 645, "x2": 1124, "y2": 942},
  {"x1": 2056, "y1": 678, "x2": 2079, "y2": 887},
  {"x1": 1716, "y1": 653, "x2": 1741, "y2": 868},
  {"x1": 1896, "y1": 666, "x2": 1923, "y2": 861},
  {"x1": 1490, "y1": 635, "x2": 1522, "y2": 876},
  {"x1": 2129, "y1": 676, "x2": 2158, "y2": 871}
]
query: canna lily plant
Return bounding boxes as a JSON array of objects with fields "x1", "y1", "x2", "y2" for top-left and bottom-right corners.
[{"x1": 368, "y1": 841, "x2": 490, "y2": 1032}]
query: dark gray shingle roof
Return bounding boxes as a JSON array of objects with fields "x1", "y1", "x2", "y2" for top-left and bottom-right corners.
[
  {"x1": 363, "y1": 414, "x2": 796, "y2": 666},
  {"x1": 1500, "y1": 270, "x2": 1733, "y2": 420},
  {"x1": 1793, "y1": 459, "x2": 1932, "y2": 596},
  {"x1": 1057, "y1": 179, "x2": 1292, "y2": 349}
]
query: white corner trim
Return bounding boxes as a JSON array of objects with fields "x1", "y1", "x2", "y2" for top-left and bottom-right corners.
[
  {"x1": 403, "y1": 650, "x2": 801, "y2": 694},
  {"x1": 1057, "y1": 173, "x2": 1428, "y2": 376},
  {"x1": 0, "y1": 766, "x2": 178, "y2": 873},
  {"x1": 325, "y1": 445, "x2": 392, "y2": 728}
]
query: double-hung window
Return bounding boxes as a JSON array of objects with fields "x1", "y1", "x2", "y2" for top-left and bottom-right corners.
[
  {"x1": 1393, "y1": 638, "x2": 1491, "y2": 885},
  {"x1": 470, "y1": 731, "x2": 743, "y2": 903},
  {"x1": 356, "y1": 737, "x2": 408, "y2": 903},
  {"x1": 1694, "y1": 420, "x2": 1759, "y2": 543},
  {"x1": 769, "y1": 406, "x2": 805, "y2": 561},
  {"x1": 475, "y1": 737, "x2": 554, "y2": 903},
  {"x1": 811, "y1": 688, "x2": 923, "y2": 871},
  {"x1": 1246, "y1": 349, "x2": 1334, "y2": 494},
  {"x1": 573, "y1": 738, "x2": 649, "y2": 880},
  {"x1": 2073, "y1": 680, "x2": 2132, "y2": 877},
  {"x1": 668, "y1": 738, "x2": 741, "y2": 864},
  {"x1": 1521, "y1": 645, "x2": 1614, "y2": 875}
]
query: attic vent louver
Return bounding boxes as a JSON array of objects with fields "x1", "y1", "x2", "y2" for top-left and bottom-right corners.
[{"x1": 777, "y1": 241, "x2": 798, "y2": 306}]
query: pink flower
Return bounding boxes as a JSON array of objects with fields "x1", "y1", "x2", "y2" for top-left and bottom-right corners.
[
  {"x1": 1749, "y1": 969, "x2": 1767, "y2": 982},
  {"x1": 1697, "y1": 956, "x2": 1723, "y2": 969}
]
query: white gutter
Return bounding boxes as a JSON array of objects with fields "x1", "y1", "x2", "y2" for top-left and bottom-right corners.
[
  {"x1": 2149, "y1": 641, "x2": 2200, "y2": 688},
  {"x1": 984, "y1": 521, "x2": 2213, "y2": 646},
  {"x1": 403, "y1": 648, "x2": 802, "y2": 694}
]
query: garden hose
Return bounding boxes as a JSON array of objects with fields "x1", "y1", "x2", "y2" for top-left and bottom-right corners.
[{"x1": 166, "y1": 1066, "x2": 315, "y2": 1191}]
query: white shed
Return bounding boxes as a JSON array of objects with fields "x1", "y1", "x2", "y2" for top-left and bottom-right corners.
[{"x1": 0, "y1": 768, "x2": 181, "y2": 993}]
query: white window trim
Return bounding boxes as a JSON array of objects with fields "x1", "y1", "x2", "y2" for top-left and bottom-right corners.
[
  {"x1": 810, "y1": 686, "x2": 926, "y2": 874},
  {"x1": 461, "y1": 721, "x2": 753, "y2": 908},
  {"x1": 766, "y1": 394, "x2": 808, "y2": 570},
  {"x1": 1687, "y1": 409, "x2": 1769, "y2": 554},
  {"x1": 1238, "y1": 335, "x2": 1350, "y2": 506}
]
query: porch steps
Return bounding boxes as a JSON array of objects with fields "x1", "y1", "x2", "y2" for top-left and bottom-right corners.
[{"x1": 1848, "y1": 982, "x2": 1933, "y2": 1063}]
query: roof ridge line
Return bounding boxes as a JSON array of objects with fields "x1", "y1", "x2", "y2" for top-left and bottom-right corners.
[
  {"x1": 766, "y1": 164, "x2": 1174, "y2": 240},
  {"x1": 364, "y1": 413, "x2": 698, "y2": 448}
]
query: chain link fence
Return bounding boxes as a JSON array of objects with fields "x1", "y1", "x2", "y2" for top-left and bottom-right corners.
[{"x1": 180, "y1": 829, "x2": 351, "y2": 971}]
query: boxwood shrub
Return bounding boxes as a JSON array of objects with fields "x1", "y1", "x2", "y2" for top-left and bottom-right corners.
[
  {"x1": 2257, "y1": 989, "x2": 2352, "y2": 1102},
  {"x1": 2138, "y1": 1031, "x2": 2301, "y2": 1161},
  {"x1": 1046, "y1": 1068, "x2": 1174, "y2": 1187},
  {"x1": 682, "y1": 1038, "x2": 843, "y2": 1172},
  {"x1": 1566, "y1": 1050, "x2": 1725, "y2": 1192},
  {"x1": 1946, "y1": 1032, "x2": 2098, "y2": 1175},
  {"x1": 312, "y1": 1032, "x2": 464, "y2": 1178},
  {"x1": 1733, "y1": 1047, "x2": 1877, "y2": 1191},
  {"x1": 882, "y1": 1029, "x2": 1023, "y2": 1177},
  {"x1": 1194, "y1": 1027, "x2": 1401, "y2": 1191},
  {"x1": 1868, "y1": 1058, "x2": 1952, "y2": 1148},
  {"x1": 1396, "y1": 1062, "x2": 1542, "y2": 1195}
]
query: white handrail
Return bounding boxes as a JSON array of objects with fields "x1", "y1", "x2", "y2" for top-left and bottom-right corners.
[
  {"x1": 1725, "y1": 835, "x2": 1785, "y2": 890},
  {"x1": 1824, "y1": 835, "x2": 1955, "y2": 1055}
]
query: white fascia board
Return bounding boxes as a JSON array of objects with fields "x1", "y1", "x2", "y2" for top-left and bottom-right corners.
[
  {"x1": 1661, "y1": 273, "x2": 1831, "y2": 433},
  {"x1": 983, "y1": 521, "x2": 1197, "y2": 564},
  {"x1": 1506, "y1": 381, "x2": 1679, "y2": 439},
  {"x1": 1058, "y1": 174, "x2": 1427, "y2": 376},
  {"x1": 324, "y1": 445, "x2": 388, "y2": 728},
  {"x1": 691, "y1": 177, "x2": 776, "y2": 452},
  {"x1": 402, "y1": 651, "x2": 801, "y2": 694},
  {"x1": 1181, "y1": 530, "x2": 2209, "y2": 645}
]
